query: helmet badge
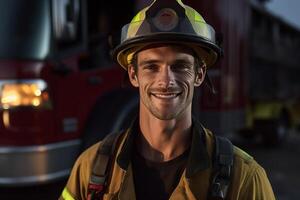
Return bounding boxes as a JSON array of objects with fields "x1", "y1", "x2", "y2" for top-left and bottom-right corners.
[{"x1": 153, "y1": 8, "x2": 179, "y2": 31}]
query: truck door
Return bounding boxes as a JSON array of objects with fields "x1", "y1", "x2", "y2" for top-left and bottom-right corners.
[
  {"x1": 50, "y1": 0, "x2": 88, "y2": 141},
  {"x1": 49, "y1": 0, "x2": 135, "y2": 143}
]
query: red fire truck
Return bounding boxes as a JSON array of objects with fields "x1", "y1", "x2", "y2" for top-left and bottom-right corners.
[
  {"x1": 1, "y1": 0, "x2": 299, "y2": 186},
  {"x1": 0, "y1": 0, "x2": 138, "y2": 186}
]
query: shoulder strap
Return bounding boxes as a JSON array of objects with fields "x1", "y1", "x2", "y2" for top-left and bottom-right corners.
[
  {"x1": 87, "y1": 132, "x2": 122, "y2": 200},
  {"x1": 209, "y1": 135, "x2": 234, "y2": 200}
]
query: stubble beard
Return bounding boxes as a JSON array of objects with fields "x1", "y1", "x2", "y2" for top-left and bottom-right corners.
[{"x1": 141, "y1": 96, "x2": 193, "y2": 121}]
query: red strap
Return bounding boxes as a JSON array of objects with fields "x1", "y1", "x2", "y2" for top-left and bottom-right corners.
[
  {"x1": 88, "y1": 183, "x2": 104, "y2": 191},
  {"x1": 87, "y1": 132, "x2": 123, "y2": 200},
  {"x1": 87, "y1": 183, "x2": 105, "y2": 200}
]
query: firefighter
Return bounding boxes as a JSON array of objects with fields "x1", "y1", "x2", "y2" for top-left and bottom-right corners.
[{"x1": 60, "y1": 0, "x2": 275, "y2": 199}]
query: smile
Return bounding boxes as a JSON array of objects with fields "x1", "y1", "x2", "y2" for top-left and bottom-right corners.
[{"x1": 151, "y1": 92, "x2": 181, "y2": 99}]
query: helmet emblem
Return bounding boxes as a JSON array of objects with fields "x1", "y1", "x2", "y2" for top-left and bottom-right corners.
[{"x1": 153, "y1": 8, "x2": 179, "y2": 31}]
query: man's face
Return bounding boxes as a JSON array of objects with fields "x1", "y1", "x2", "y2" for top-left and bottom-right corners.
[{"x1": 128, "y1": 45, "x2": 206, "y2": 120}]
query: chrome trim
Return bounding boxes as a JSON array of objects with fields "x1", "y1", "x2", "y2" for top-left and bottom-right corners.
[
  {"x1": 0, "y1": 170, "x2": 70, "y2": 185},
  {"x1": 0, "y1": 139, "x2": 81, "y2": 186},
  {"x1": 0, "y1": 139, "x2": 80, "y2": 153}
]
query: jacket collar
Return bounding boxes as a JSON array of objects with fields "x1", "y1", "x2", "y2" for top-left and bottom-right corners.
[
  {"x1": 116, "y1": 117, "x2": 210, "y2": 177},
  {"x1": 185, "y1": 119, "x2": 210, "y2": 177}
]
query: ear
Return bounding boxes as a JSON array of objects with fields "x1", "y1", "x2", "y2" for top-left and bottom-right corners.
[
  {"x1": 194, "y1": 65, "x2": 206, "y2": 87},
  {"x1": 128, "y1": 64, "x2": 139, "y2": 87}
]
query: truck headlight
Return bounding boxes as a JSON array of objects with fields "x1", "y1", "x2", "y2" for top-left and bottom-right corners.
[{"x1": 0, "y1": 79, "x2": 52, "y2": 109}]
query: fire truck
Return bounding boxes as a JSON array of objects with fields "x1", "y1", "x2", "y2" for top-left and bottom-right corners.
[
  {"x1": 191, "y1": 0, "x2": 300, "y2": 146},
  {"x1": 0, "y1": 0, "x2": 299, "y2": 186},
  {"x1": 0, "y1": 0, "x2": 137, "y2": 186}
]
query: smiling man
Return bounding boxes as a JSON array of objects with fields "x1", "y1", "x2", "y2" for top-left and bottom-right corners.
[
  {"x1": 130, "y1": 45, "x2": 200, "y2": 120},
  {"x1": 60, "y1": 0, "x2": 275, "y2": 200},
  {"x1": 128, "y1": 45, "x2": 202, "y2": 164}
]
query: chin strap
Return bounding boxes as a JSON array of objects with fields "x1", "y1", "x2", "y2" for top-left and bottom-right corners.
[{"x1": 204, "y1": 73, "x2": 218, "y2": 95}]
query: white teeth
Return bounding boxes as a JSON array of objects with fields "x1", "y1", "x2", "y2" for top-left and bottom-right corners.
[{"x1": 152, "y1": 93, "x2": 178, "y2": 99}]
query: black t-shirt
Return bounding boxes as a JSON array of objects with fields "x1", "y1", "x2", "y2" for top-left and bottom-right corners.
[{"x1": 132, "y1": 148, "x2": 190, "y2": 200}]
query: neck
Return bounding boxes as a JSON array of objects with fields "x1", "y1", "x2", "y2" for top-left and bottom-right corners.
[{"x1": 136, "y1": 105, "x2": 193, "y2": 162}]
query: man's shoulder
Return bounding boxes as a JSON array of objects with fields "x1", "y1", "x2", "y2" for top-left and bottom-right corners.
[
  {"x1": 203, "y1": 128, "x2": 272, "y2": 193},
  {"x1": 233, "y1": 146, "x2": 254, "y2": 164},
  {"x1": 203, "y1": 127, "x2": 259, "y2": 170},
  {"x1": 76, "y1": 131, "x2": 125, "y2": 167},
  {"x1": 75, "y1": 141, "x2": 101, "y2": 167},
  {"x1": 232, "y1": 145, "x2": 263, "y2": 178},
  {"x1": 230, "y1": 144, "x2": 274, "y2": 198},
  {"x1": 232, "y1": 144, "x2": 267, "y2": 181},
  {"x1": 62, "y1": 141, "x2": 103, "y2": 200}
]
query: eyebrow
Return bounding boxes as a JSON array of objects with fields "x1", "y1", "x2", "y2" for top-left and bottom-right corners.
[
  {"x1": 139, "y1": 59, "x2": 193, "y2": 66},
  {"x1": 173, "y1": 59, "x2": 193, "y2": 65},
  {"x1": 139, "y1": 59, "x2": 160, "y2": 67}
]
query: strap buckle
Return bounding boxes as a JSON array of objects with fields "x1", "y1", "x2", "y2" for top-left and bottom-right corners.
[
  {"x1": 211, "y1": 171, "x2": 229, "y2": 200},
  {"x1": 87, "y1": 175, "x2": 106, "y2": 200}
]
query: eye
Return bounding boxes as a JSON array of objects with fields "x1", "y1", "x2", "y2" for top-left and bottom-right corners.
[
  {"x1": 171, "y1": 63, "x2": 192, "y2": 72},
  {"x1": 142, "y1": 64, "x2": 159, "y2": 72}
]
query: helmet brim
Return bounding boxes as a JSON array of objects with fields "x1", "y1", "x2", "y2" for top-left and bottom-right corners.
[{"x1": 112, "y1": 33, "x2": 221, "y2": 70}]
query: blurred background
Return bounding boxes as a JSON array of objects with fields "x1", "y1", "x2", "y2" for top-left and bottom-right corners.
[{"x1": 0, "y1": 0, "x2": 299, "y2": 199}]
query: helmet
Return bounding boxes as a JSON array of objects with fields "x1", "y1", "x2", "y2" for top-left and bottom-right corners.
[{"x1": 112, "y1": 0, "x2": 221, "y2": 70}]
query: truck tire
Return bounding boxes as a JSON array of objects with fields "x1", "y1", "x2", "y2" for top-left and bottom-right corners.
[{"x1": 81, "y1": 90, "x2": 139, "y2": 150}]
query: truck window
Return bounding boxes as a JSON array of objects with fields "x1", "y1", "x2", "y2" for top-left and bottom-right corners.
[
  {"x1": 86, "y1": 0, "x2": 135, "y2": 69},
  {"x1": 0, "y1": 0, "x2": 51, "y2": 60},
  {"x1": 52, "y1": 0, "x2": 82, "y2": 47}
]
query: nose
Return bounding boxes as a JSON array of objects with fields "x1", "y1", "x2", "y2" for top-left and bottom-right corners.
[{"x1": 157, "y1": 66, "x2": 175, "y2": 89}]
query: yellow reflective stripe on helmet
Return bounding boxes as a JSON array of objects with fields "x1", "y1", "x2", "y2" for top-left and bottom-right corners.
[
  {"x1": 131, "y1": 7, "x2": 146, "y2": 23},
  {"x1": 131, "y1": 0, "x2": 156, "y2": 23},
  {"x1": 61, "y1": 188, "x2": 75, "y2": 200},
  {"x1": 176, "y1": 0, "x2": 185, "y2": 7},
  {"x1": 185, "y1": 6, "x2": 212, "y2": 41},
  {"x1": 183, "y1": 5, "x2": 210, "y2": 40},
  {"x1": 185, "y1": 5, "x2": 205, "y2": 22},
  {"x1": 128, "y1": 6, "x2": 150, "y2": 40}
]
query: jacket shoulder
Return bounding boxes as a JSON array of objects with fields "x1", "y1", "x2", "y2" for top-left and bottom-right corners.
[
  {"x1": 204, "y1": 128, "x2": 254, "y2": 164},
  {"x1": 76, "y1": 141, "x2": 102, "y2": 168},
  {"x1": 233, "y1": 146, "x2": 254, "y2": 164},
  {"x1": 201, "y1": 127, "x2": 275, "y2": 199},
  {"x1": 62, "y1": 141, "x2": 102, "y2": 200},
  {"x1": 230, "y1": 146, "x2": 275, "y2": 199},
  {"x1": 230, "y1": 145, "x2": 275, "y2": 199}
]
